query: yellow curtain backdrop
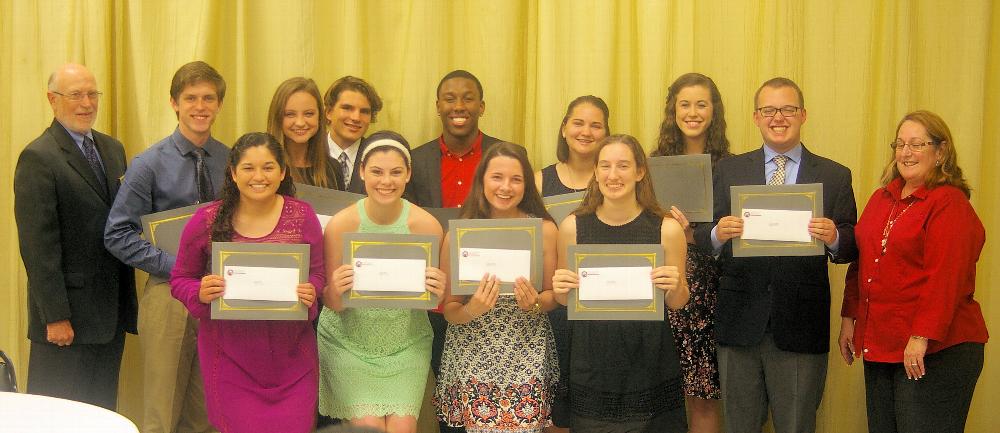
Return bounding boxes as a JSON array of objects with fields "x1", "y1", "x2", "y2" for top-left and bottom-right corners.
[{"x1": 2, "y1": 1, "x2": 996, "y2": 432}]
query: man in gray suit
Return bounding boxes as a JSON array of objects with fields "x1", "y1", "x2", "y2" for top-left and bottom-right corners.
[{"x1": 14, "y1": 63, "x2": 137, "y2": 410}]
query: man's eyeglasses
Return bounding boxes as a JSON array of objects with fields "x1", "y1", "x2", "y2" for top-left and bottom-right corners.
[
  {"x1": 756, "y1": 106, "x2": 800, "y2": 118},
  {"x1": 890, "y1": 139, "x2": 938, "y2": 152},
  {"x1": 52, "y1": 91, "x2": 102, "y2": 102}
]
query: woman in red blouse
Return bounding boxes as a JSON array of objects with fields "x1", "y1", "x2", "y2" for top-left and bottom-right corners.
[{"x1": 838, "y1": 110, "x2": 988, "y2": 433}]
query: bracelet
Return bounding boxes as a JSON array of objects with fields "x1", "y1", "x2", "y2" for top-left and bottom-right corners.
[
  {"x1": 530, "y1": 301, "x2": 541, "y2": 315},
  {"x1": 910, "y1": 335, "x2": 928, "y2": 340}
]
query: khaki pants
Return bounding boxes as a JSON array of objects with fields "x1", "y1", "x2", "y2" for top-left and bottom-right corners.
[{"x1": 139, "y1": 277, "x2": 214, "y2": 433}]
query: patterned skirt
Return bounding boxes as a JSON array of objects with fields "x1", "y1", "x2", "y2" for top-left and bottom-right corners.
[{"x1": 434, "y1": 297, "x2": 559, "y2": 433}]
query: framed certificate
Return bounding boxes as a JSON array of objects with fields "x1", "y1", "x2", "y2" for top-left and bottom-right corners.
[
  {"x1": 648, "y1": 154, "x2": 713, "y2": 222},
  {"x1": 210, "y1": 242, "x2": 310, "y2": 320},
  {"x1": 294, "y1": 183, "x2": 364, "y2": 228},
  {"x1": 543, "y1": 191, "x2": 586, "y2": 226},
  {"x1": 141, "y1": 203, "x2": 211, "y2": 256},
  {"x1": 567, "y1": 244, "x2": 664, "y2": 321},
  {"x1": 425, "y1": 207, "x2": 462, "y2": 231},
  {"x1": 449, "y1": 218, "x2": 543, "y2": 296},
  {"x1": 730, "y1": 183, "x2": 824, "y2": 257},
  {"x1": 342, "y1": 232, "x2": 440, "y2": 309}
]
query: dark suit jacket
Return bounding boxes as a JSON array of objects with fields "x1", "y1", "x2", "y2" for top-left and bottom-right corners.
[
  {"x1": 694, "y1": 145, "x2": 857, "y2": 354},
  {"x1": 14, "y1": 120, "x2": 138, "y2": 345},
  {"x1": 345, "y1": 139, "x2": 367, "y2": 194},
  {"x1": 404, "y1": 133, "x2": 502, "y2": 207}
]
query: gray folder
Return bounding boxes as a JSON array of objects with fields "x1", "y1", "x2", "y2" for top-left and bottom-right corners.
[
  {"x1": 648, "y1": 154, "x2": 713, "y2": 222},
  {"x1": 730, "y1": 183, "x2": 824, "y2": 257},
  {"x1": 448, "y1": 218, "x2": 544, "y2": 296},
  {"x1": 543, "y1": 191, "x2": 586, "y2": 227},
  {"x1": 140, "y1": 203, "x2": 211, "y2": 256},
  {"x1": 341, "y1": 232, "x2": 441, "y2": 309},
  {"x1": 295, "y1": 183, "x2": 364, "y2": 219},
  {"x1": 567, "y1": 244, "x2": 664, "y2": 321},
  {"x1": 210, "y1": 242, "x2": 310, "y2": 320}
]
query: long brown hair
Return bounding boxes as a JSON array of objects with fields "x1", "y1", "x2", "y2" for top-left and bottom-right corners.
[
  {"x1": 880, "y1": 110, "x2": 972, "y2": 198},
  {"x1": 459, "y1": 142, "x2": 554, "y2": 222},
  {"x1": 267, "y1": 77, "x2": 339, "y2": 189},
  {"x1": 211, "y1": 132, "x2": 296, "y2": 241},
  {"x1": 574, "y1": 134, "x2": 665, "y2": 218},
  {"x1": 651, "y1": 73, "x2": 731, "y2": 164}
]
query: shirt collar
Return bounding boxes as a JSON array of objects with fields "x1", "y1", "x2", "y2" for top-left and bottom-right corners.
[
  {"x1": 762, "y1": 142, "x2": 803, "y2": 164},
  {"x1": 171, "y1": 127, "x2": 217, "y2": 157},
  {"x1": 328, "y1": 133, "x2": 361, "y2": 160},
  {"x1": 438, "y1": 131, "x2": 484, "y2": 158},
  {"x1": 57, "y1": 120, "x2": 94, "y2": 147},
  {"x1": 885, "y1": 176, "x2": 929, "y2": 201}
]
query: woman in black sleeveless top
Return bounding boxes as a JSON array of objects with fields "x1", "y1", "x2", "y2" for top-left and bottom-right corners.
[
  {"x1": 535, "y1": 96, "x2": 610, "y2": 431},
  {"x1": 552, "y1": 134, "x2": 690, "y2": 433}
]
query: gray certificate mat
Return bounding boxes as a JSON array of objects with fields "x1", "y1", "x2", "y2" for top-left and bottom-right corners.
[
  {"x1": 342, "y1": 232, "x2": 440, "y2": 309},
  {"x1": 567, "y1": 244, "x2": 664, "y2": 321},
  {"x1": 648, "y1": 154, "x2": 713, "y2": 222},
  {"x1": 211, "y1": 242, "x2": 309, "y2": 320},
  {"x1": 140, "y1": 203, "x2": 211, "y2": 257},
  {"x1": 425, "y1": 207, "x2": 462, "y2": 231},
  {"x1": 294, "y1": 183, "x2": 364, "y2": 218},
  {"x1": 731, "y1": 183, "x2": 824, "y2": 257},
  {"x1": 543, "y1": 191, "x2": 586, "y2": 227},
  {"x1": 449, "y1": 218, "x2": 543, "y2": 296}
]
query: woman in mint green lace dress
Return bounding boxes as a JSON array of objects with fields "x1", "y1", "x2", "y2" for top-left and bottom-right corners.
[{"x1": 318, "y1": 132, "x2": 446, "y2": 433}]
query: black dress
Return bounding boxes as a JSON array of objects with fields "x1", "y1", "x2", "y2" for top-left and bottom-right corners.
[
  {"x1": 540, "y1": 163, "x2": 583, "y2": 428},
  {"x1": 291, "y1": 156, "x2": 345, "y2": 190},
  {"x1": 540, "y1": 163, "x2": 585, "y2": 196},
  {"x1": 570, "y1": 211, "x2": 686, "y2": 433}
]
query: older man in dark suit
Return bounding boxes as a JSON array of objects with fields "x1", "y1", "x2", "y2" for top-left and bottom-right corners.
[
  {"x1": 14, "y1": 63, "x2": 137, "y2": 410},
  {"x1": 694, "y1": 77, "x2": 858, "y2": 433}
]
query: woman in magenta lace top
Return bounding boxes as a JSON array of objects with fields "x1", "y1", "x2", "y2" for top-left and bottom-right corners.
[{"x1": 170, "y1": 132, "x2": 326, "y2": 433}]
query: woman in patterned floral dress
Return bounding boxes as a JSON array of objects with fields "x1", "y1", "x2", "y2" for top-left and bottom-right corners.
[
  {"x1": 434, "y1": 142, "x2": 560, "y2": 433},
  {"x1": 650, "y1": 73, "x2": 732, "y2": 432}
]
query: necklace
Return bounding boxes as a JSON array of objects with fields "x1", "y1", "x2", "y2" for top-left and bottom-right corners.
[{"x1": 880, "y1": 199, "x2": 915, "y2": 255}]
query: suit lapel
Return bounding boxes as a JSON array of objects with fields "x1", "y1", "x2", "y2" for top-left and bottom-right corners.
[
  {"x1": 740, "y1": 148, "x2": 767, "y2": 186},
  {"x1": 50, "y1": 121, "x2": 110, "y2": 203},
  {"x1": 795, "y1": 145, "x2": 819, "y2": 185},
  {"x1": 429, "y1": 150, "x2": 442, "y2": 207},
  {"x1": 92, "y1": 132, "x2": 121, "y2": 199}
]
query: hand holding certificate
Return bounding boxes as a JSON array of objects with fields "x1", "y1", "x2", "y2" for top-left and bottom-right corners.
[
  {"x1": 341, "y1": 233, "x2": 441, "y2": 309},
  {"x1": 210, "y1": 242, "x2": 310, "y2": 320},
  {"x1": 449, "y1": 218, "x2": 543, "y2": 295},
  {"x1": 730, "y1": 184, "x2": 825, "y2": 257},
  {"x1": 567, "y1": 244, "x2": 665, "y2": 321}
]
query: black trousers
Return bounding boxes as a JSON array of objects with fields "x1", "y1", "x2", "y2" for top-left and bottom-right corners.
[
  {"x1": 27, "y1": 331, "x2": 126, "y2": 410},
  {"x1": 863, "y1": 342, "x2": 984, "y2": 433}
]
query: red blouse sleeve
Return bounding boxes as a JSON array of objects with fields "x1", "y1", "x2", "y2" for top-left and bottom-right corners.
[
  {"x1": 910, "y1": 190, "x2": 985, "y2": 340},
  {"x1": 840, "y1": 261, "x2": 860, "y2": 318}
]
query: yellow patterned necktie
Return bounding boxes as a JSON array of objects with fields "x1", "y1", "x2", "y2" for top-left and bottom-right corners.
[{"x1": 769, "y1": 155, "x2": 788, "y2": 185}]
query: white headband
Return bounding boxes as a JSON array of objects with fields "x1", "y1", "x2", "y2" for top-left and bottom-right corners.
[{"x1": 360, "y1": 138, "x2": 411, "y2": 168}]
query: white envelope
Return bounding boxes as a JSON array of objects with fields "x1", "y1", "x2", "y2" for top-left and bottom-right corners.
[
  {"x1": 457, "y1": 247, "x2": 531, "y2": 282},
  {"x1": 353, "y1": 258, "x2": 426, "y2": 293},
  {"x1": 223, "y1": 265, "x2": 299, "y2": 302},
  {"x1": 577, "y1": 266, "x2": 653, "y2": 301},
  {"x1": 740, "y1": 208, "x2": 812, "y2": 242}
]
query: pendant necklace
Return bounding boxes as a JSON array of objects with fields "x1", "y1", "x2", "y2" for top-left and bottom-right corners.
[{"x1": 880, "y1": 199, "x2": 915, "y2": 255}]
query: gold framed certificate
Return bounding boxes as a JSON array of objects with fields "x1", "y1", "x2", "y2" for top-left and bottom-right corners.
[
  {"x1": 211, "y1": 242, "x2": 310, "y2": 320},
  {"x1": 567, "y1": 244, "x2": 664, "y2": 321},
  {"x1": 449, "y1": 218, "x2": 543, "y2": 296},
  {"x1": 730, "y1": 183, "x2": 824, "y2": 257},
  {"x1": 342, "y1": 232, "x2": 441, "y2": 309},
  {"x1": 140, "y1": 203, "x2": 210, "y2": 256}
]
